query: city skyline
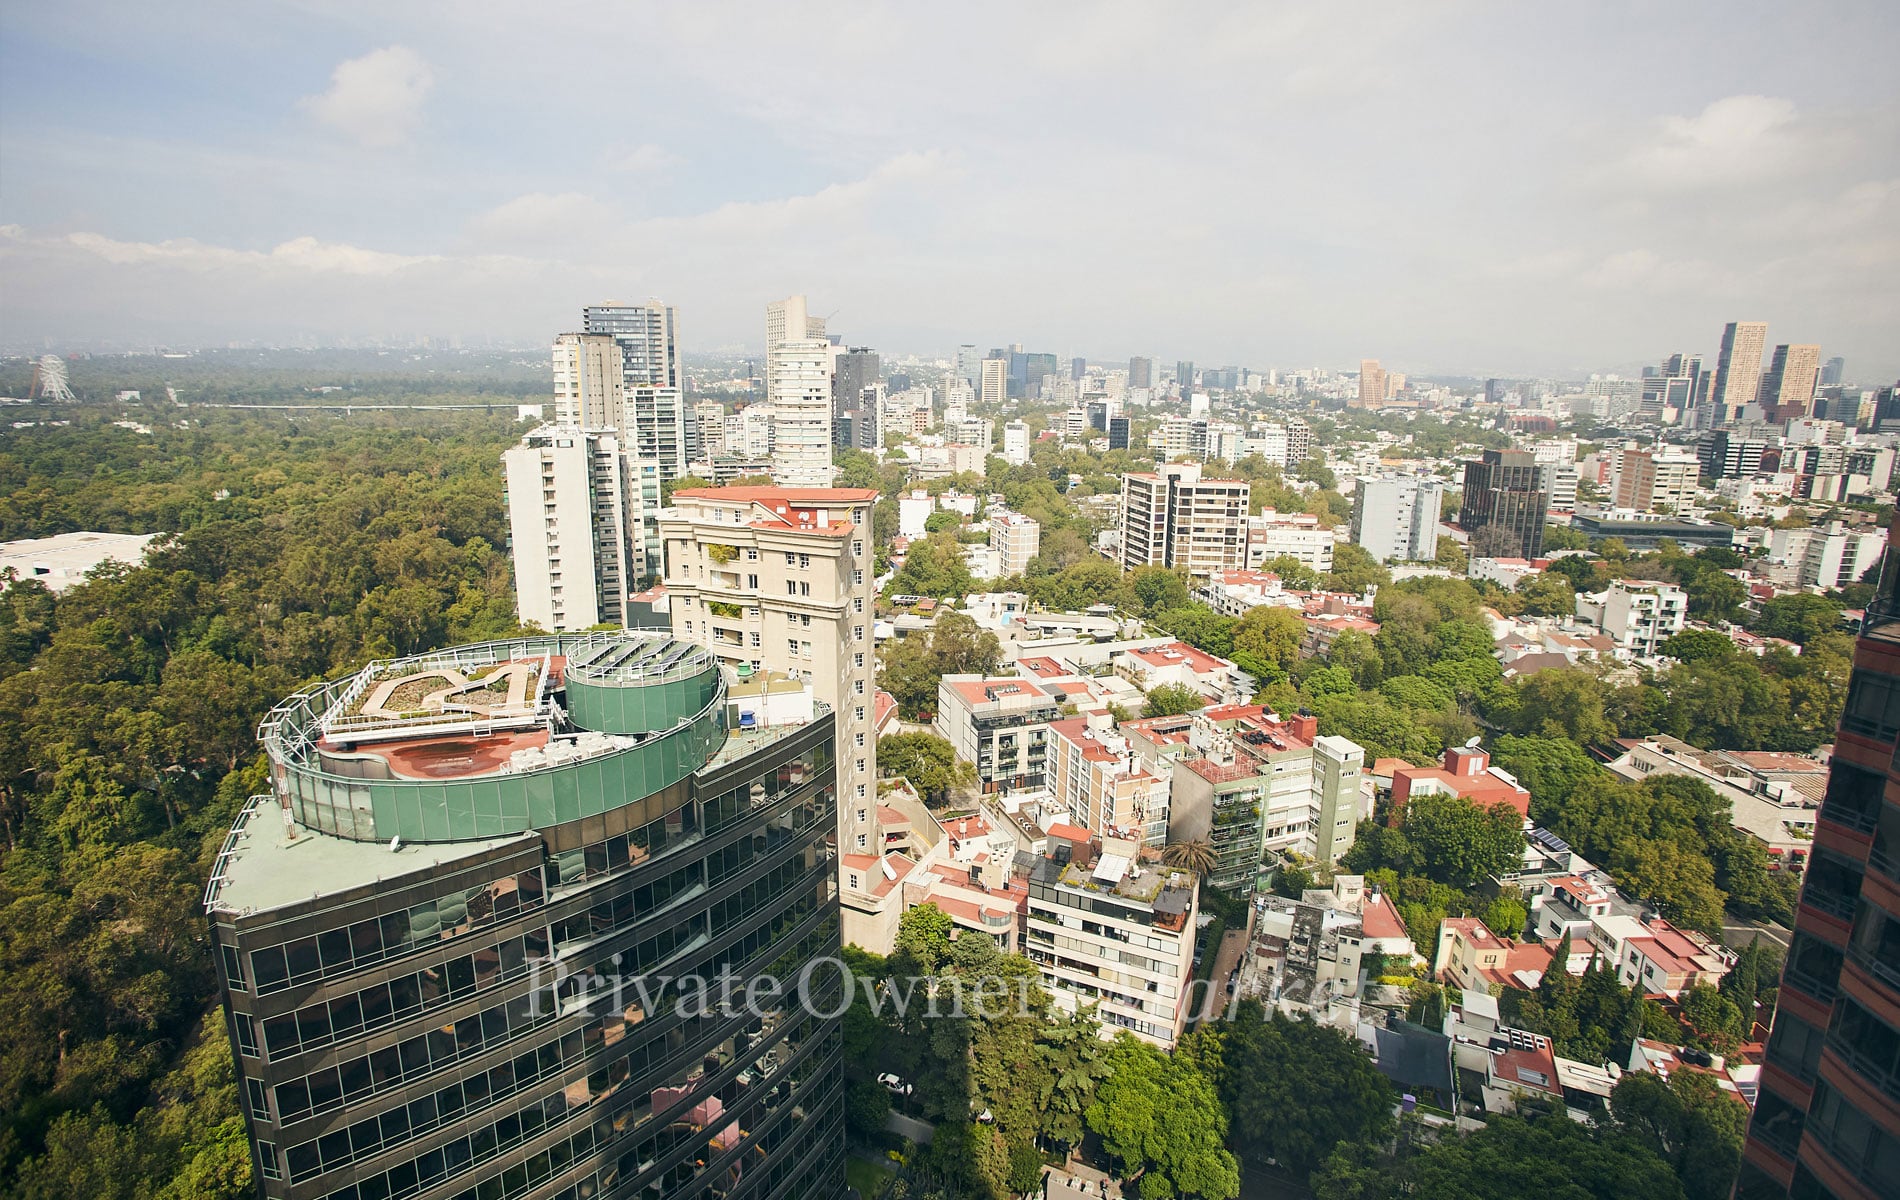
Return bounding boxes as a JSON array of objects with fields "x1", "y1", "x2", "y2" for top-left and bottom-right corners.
[{"x1": 2, "y1": 3, "x2": 1897, "y2": 377}]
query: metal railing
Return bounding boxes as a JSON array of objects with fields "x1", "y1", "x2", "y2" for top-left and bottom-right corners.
[{"x1": 203, "y1": 793, "x2": 270, "y2": 913}]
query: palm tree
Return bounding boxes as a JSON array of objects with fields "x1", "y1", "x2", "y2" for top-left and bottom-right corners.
[{"x1": 1160, "y1": 839, "x2": 1217, "y2": 877}]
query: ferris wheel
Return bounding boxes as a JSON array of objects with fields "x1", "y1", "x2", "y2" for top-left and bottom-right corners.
[{"x1": 30, "y1": 355, "x2": 75, "y2": 402}]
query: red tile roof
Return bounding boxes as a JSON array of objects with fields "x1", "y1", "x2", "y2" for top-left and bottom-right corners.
[
  {"x1": 1361, "y1": 894, "x2": 1409, "y2": 940},
  {"x1": 946, "y1": 677, "x2": 1052, "y2": 707},
  {"x1": 1125, "y1": 641, "x2": 1229, "y2": 675}
]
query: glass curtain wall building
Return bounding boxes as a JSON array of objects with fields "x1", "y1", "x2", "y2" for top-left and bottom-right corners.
[
  {"x1": 206, "y1": 633, "x2": 844, "y2": 1200},
  {"x1": 1736, "y1": 516, "x2": 1900, "y2": 1200}
]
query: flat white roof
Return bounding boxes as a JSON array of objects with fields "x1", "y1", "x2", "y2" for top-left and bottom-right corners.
[{"x1": 0, "y1": 531, "x2": 160, "y2": 592}]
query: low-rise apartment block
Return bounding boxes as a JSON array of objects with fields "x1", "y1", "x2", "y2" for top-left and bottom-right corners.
[
  {"x1": 935, "y1": 676, "x2": 1060, "y2": 794},
  {"x1": 1575, "y1": 578, "x2": 1687, "y2": 658},
  {"x1": 1024, "y1": 838, "x2": 1200, "y2": 1046},
  {"x1": 1046, "y1": 717, "x2": 1171, "y2": 846}
]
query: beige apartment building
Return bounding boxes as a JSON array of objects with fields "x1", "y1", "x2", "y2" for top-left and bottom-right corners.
[
  {"x1": 989, "y1": 510, "x2": 1041, "y2": 577},
  {"x1": 1120, "y1": 463, "x2": 1251, "y2": 577},
  {"x1": 660, "y1": 485, "x2": 881, "y2": 864},
  {"x1": 551, "y1": 332, "x2": 626, "y2": 429}
]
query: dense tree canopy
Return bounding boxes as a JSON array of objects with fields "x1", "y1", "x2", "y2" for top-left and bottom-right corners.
[{"x1": 0, "y1": 404, "x2": 534, "y2": 1195}]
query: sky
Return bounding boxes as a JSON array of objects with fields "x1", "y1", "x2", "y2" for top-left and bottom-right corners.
[{"x1": 2, "y1": 1, "x2": 1897, "y2": 380}]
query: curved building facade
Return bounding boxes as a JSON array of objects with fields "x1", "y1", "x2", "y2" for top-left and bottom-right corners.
[
  {"x1": 207, "y1": 634, "x2": 844, "y2": 1200},
  {"x1": 1737, "y1": 517, "x2": 1900, "y2": 1200}
]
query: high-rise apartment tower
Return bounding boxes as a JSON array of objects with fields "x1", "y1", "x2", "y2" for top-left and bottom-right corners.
[
  {"x1": 1735, "y1": 516, "x2": 1900, "y2": 1200},
  {"x1": 581, "y1": 302, "x2": 688, "y2": 481},
  {"x1": 207, "y1": 632, "x2": 847, "y2": 1200}
]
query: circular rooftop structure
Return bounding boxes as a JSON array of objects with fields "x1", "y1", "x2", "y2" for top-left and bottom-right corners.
[{"x1": 259, "y1": 633, "x2": 728, "y2": 843}]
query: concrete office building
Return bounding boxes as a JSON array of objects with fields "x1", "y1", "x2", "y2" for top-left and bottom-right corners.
[
  {"x1": 1736, "y1": 517, "x2": 1900, "y2": 1200},
  {"x1": 1002, "y1": 419, "x2": 1031, "y2": 466},
  {"x1": 551, "y1": 333, "x2": 626, "y2": 430},
  {"x1": 206, "y1": 632, "x2": 846, "y2": 1200},
  {"x1": 1357, "y1": 360, "x2": 1388, "y2": 408},
  {"x1": 980, "y1": 357, "x2": 1009, "y2": 407},
  {"x1": 582, "y1": 302, "x2": 688, "y2": 481},
  {"x1": 1107, "y1": 416, "x2": 1131, "y2": 451},
  {"x1": 1244, "y1": 509, "x2": 1336, "y2": 574},
  {"x1": 1611, "y1": 450, "x2": 1701, "y2": 514},
  {"x1": 692, "y1": 399, "x2": 726, "y2": 459},
  {"x1": 1758, "y1": 344, "x2": 1823, "y2": 423},
  {"x1": 504, "y1": 426, "x2": 659, "y2": 630},
  {"x1": 831, "y1": 348, "x2": 880, "y2": 432},
  {"x1": 989, "y1": 511, "x2": 1041, "y2": 578},
  {"x1": 766, "y1": 333, "x2": 837, "y2": 488},
  {"x1": 1351, "y1": 475, "x2": 1445, "y2": 563},
  {"x1": 955, "y1": 344, "x2": 982, "y2": 389},
  {"x1": 1460, "y1": 450, "x2": 1549, "y2": 559},
  {"x1": 764, "y1": 295, "x2": 825, "y2": 404},
  {"x1": 1820, "y1": 356, "x2": 1846, "y2": 388},
  {"x1": 1120, "y1": 464, "x2": 1251, "y2": 577},
  {"x1": 660, "y1": 486, "x2": 879, "y2": 866},
  {"x1": 1768, "y1": 523, "x2": 1887, "y2": 591},
  {"x1": 1128, "y1": 357, "x2": 1153, "y2": 389},
  {"x1": 1708, "y1": 320, "x2": 1770, "y2": 425}
]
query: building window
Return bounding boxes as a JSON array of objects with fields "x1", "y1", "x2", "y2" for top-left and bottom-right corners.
[
  {"x1": 247, "y1": 1077, "x2": 271, "y2": 1122},
  {"x1": 220, "y1": 944, "x2": 245, "y2": 991},
  {"x1": 257, "y1": 1142, "x2": 281, "y2": 1182},
  {"x1": 855, "y1": 733, "x2": 865, "y2": 748},
  {"x1": 854, "y1": 598, "x2": 864, "y2": 613},
  {"x1": 854, "y1": 653, "x2": 864, "y2": 669},
  {"x1": 233, "y1": 1013, "x2": 259, "y2": 1058},
  {"x1": 856, "y1": 834, "x2": 867, "y2": 848},
  {"x1": 787, "y1": 581, "x2": 797, "y2": 595},
  {"x1": 747, "y1": 574, "x2": 759, "y2": 588},
  {"x1": 749, "y1": 632, "x2": 761, "y2": 648},
  {"x1": 799, "y1": 554, "x2": 811, "y2": 568},
  {"x1": 786, "y1": 552, "x2": 796, "y2": 565},
  {"x1": 855, "y1": 680, "x2": 865, "y2": 695},
  {"x1": 853, "y1": 541, "x2": 864, "y2": 557},
  {"x1": 856, "y1": 784, "x2": 867, "y2": 799},
  {"x1": 857, "y1": 808, "x2": 867, "y2": 823},
  {"x1": 855, "y1": 705, "x2": 866, "y2": 721},
  {"x1": 788, "y1": 639, "x2": 800, "y2": 657},
  {"x1": 1841, "y1": 669, "x2": 1900, "y2": 741},
  {"x1": 854, "y1": 625, "x2": 865, "y2": 641},
  {"x1": 745, "y1": 548, "x2": 758, "y2": 560}
]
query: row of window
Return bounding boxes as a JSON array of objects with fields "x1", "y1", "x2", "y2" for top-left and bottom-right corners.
[
  {"x1": 275, "y1": 988, "x2": 556, "y2": 1125},
  {"x1": 310, "y1": 1014, "x2": 839, "y2": 1200},
  {"x1": 264, "y1": 929, "x2": 550, "y2": 1060},
  {"x1": 544, "y1": 742, "x2": 825, "y2": 892},
  {"x1": 1806, "y1": 1077, "x2": 1900, "y2": 1194},
  {"x1": 273, "y1": 898, "x2": 835, "y2": 1129},
  {"x1": 301, "y1": 999, "x2": 823, "y2": 1198},
  {"x1": 548, "y1": 806, "x2": 693, "y2": 888},
  {"x1": 238, "y1": 869, "x2": 547, "y2": 996},
  {"x1": 552, "y1": 863, "x2": 700, "y2": 955},
  {"x1": 283, "y1": 917, "x2": 843, "y2": 1184}
]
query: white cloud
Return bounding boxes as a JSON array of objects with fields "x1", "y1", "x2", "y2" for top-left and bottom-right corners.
[
  {"x1": 56, "y1": 229, "x2": 436, "y2": 275},
  {"x1": 300, "y1": 45, "x2": 435, "y2": 148},
  {"x1": 1626, "y1": 95, "x2": 1802, "y2": 189},
  {"x1": 465, "y1": 193, "x2": 619, "y2": 249},
  {"x1": 602, "y1": 143, "x2": 679, "y2": 174}
]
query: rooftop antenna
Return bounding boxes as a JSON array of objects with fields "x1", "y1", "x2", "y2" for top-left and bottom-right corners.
[{"x1": 30, "y1": 355, "x2": 75, "y2": 402}]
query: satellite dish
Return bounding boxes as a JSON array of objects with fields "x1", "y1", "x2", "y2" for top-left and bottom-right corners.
[
  {"x1": 389, "y1": 835, "x2": 403, "y2": 853},
  {"x1": 1465, "y1": 735, "x2": 1483, "y2": 748}
]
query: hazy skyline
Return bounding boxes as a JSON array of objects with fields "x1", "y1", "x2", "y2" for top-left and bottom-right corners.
[{"x1": 2, "y1": 2, "x2": 1897, "y2": 379}]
